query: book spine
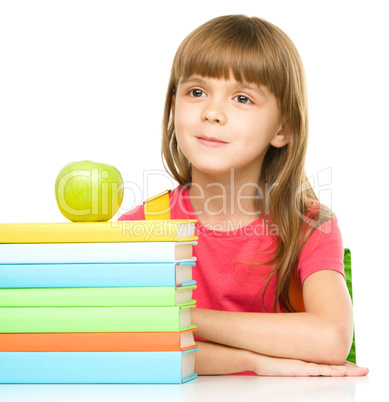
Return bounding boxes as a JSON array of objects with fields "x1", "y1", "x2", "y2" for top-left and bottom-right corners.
[
  {"x1": 0, "y1": 262, "x2": 195, "y2": 288},
  {"x1": 0, "y1": 220, "x2": 197, "y2": 243},
  {"x1": 0, "y1": 306, "x2": 196, "y2": 333},
  {"x1": 0, "y1": 242, "x2": 196, "y2": 264},
  {"x1": 0, "y1": 286, "x2": 196, "y2": 307},
  {"x1": 0, "y1": 330, "x2": 198, "y2": 352},
  {"x1": 0, "y1": 351, "x2": 198, "y2": 384}
]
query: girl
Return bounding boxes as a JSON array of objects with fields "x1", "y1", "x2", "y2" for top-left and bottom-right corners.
[{"x1": 119, "y1": 14, "x2": 368, "y2": 377}]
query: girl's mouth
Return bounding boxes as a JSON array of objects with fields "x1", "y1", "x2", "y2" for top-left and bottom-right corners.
[{"x1": 197, "y1": 136, "x2": 228, "y2": 147}]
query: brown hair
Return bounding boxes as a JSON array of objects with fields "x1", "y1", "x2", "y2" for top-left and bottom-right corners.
[{"x1": 161, "y1": 15, "x2": 334, "y2": 312}]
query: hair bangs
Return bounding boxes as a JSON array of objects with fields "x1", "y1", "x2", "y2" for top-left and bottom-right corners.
[{"x1": 172, "y1": 17, "x2": 284, "y2": 96}]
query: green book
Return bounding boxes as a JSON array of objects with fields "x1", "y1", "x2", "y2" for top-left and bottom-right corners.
[
  {"x1": 0, "y1": 306, "x2": 195, "y2": 333},
  {"x1": 0, "y1": 286, "x2": 196, "y2": 308}
]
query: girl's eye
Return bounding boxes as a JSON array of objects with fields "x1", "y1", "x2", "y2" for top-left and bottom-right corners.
[
  {"x1": 234, "y1": 95, "x2": 252, "y2": 104},
  {"x1": 189, "y1": 89, "x2": 206, "y2": 97}
]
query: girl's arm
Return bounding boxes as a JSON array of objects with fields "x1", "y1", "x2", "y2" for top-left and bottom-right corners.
[
  {"x1": 192, "y1": 270, "x2": 354, "y2": 365},
  {"x1": 195, "y1": 340, "x2": 368, "y2": 376}
]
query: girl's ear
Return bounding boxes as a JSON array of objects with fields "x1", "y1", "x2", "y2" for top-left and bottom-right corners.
[{"x1": 270, "y1": 120, "x2": 291, "y2": 148}]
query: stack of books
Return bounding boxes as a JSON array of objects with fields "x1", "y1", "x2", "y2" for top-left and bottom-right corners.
[{"x1": 0, "y1": 220, "x2": 199, "y2": 384}]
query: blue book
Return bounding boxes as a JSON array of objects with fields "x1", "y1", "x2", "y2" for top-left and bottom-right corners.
[
  {"x1": 0, "y1": 261, "x2": 196, "y2": 288},
  {"x1": 0, "y1": 349, "x2": 198, "y2": 383}
]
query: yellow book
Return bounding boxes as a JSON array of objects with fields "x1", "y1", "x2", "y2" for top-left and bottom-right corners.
[{"x1": 0, "y1": 220, "x2": 197, "y2": 244}]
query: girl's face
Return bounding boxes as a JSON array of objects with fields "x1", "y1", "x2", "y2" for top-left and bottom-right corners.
[{"x1": 173, "y1": 74, "x2": 289, "y2": 181}]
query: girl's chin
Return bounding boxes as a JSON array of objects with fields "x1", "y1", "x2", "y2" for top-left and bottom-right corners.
[{"x1": 190, "y1": 165, "x2": 237, "y2": 178}]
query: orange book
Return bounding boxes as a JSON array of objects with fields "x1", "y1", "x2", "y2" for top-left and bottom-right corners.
[{"x1": 0, "y1": 329, "x2": 197, "y2": 352}]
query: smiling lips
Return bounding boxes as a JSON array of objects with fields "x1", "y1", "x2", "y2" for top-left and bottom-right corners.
[{"x1": 197, "y1": 136, "x2": 228, "y2": 147}]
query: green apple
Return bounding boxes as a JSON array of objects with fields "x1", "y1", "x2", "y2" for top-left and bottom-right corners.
[{"x1": 55, "y1": 160, "x2": 124, "y2": 222}]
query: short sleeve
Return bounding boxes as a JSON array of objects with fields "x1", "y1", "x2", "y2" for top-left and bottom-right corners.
[
  {"x1": 117, "y1": 204, "x2": 145, "y2": 221},
  {"x1": 298, "y1": 218, "x2": 344, "y2": 285}
]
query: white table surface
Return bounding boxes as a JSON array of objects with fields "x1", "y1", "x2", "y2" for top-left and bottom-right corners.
[{"x1": 0, "y1": 373, "x2": 382, "y2": 402}]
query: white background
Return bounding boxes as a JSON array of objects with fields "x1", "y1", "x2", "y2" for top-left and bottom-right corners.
[{"x1": 0, "y1": 0, "x2": 388, "y2": 380}]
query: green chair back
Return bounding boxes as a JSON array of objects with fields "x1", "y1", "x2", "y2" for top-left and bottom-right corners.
[{"x1": 344, "y1": 248, "x2": 356, "y2": 363}]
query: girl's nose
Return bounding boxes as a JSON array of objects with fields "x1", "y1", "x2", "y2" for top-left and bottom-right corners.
[{"x1": 201, "y1": 103, "x2": 227, "y2": 125}]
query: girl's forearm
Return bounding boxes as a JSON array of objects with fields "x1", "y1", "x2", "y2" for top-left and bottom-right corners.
[
  {"x1": 194, "y1": 340, "x2": 254, "y2": 375},
  {"x1": 191, "y1": 308, "x2": 352, "y2": 365},
  {"x1": 194, "y1": 340, "x2": 368, "y2": 377}
]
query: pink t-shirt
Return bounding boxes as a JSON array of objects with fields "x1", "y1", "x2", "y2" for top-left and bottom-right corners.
[
  {"x1": 119, "y1": 185, "x2": 345, "y2": 313},
  {"x1": 119, "y1": 185, "x2": 344, "y2": 375}
]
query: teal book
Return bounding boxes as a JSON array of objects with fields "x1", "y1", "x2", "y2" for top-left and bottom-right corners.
[
  {"x1": 0, "y1": 261, "x2": 196, "y2": 288},
  {"x1": 0, "y1": 349, "x2": 198, "y2": 383},
  {"x1": 0, "y1": 306, "x2": 196, "y2": 333}
]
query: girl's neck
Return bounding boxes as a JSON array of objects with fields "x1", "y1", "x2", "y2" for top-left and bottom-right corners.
[{"x1": 188, "y1": 168, "x2": 262, "y2": 230}]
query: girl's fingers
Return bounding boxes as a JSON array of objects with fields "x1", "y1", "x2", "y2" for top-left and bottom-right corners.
[
  {"x1": 255, "y1": 354, "x2": 369, "y2": 377},
  {"x1": 294, "y1": 361, "x2": 368, "y2": 377},
  {"x1": 304, "y1": 363, "x2": 345, "y2": 377},
  {"x1": 330, "y1": 362, "x2": 369, "y2": 377}
]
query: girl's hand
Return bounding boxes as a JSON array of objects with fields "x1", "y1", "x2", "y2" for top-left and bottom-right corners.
[{"x1": 251, "y1": 353, "x2": 369, "y2": 377}]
